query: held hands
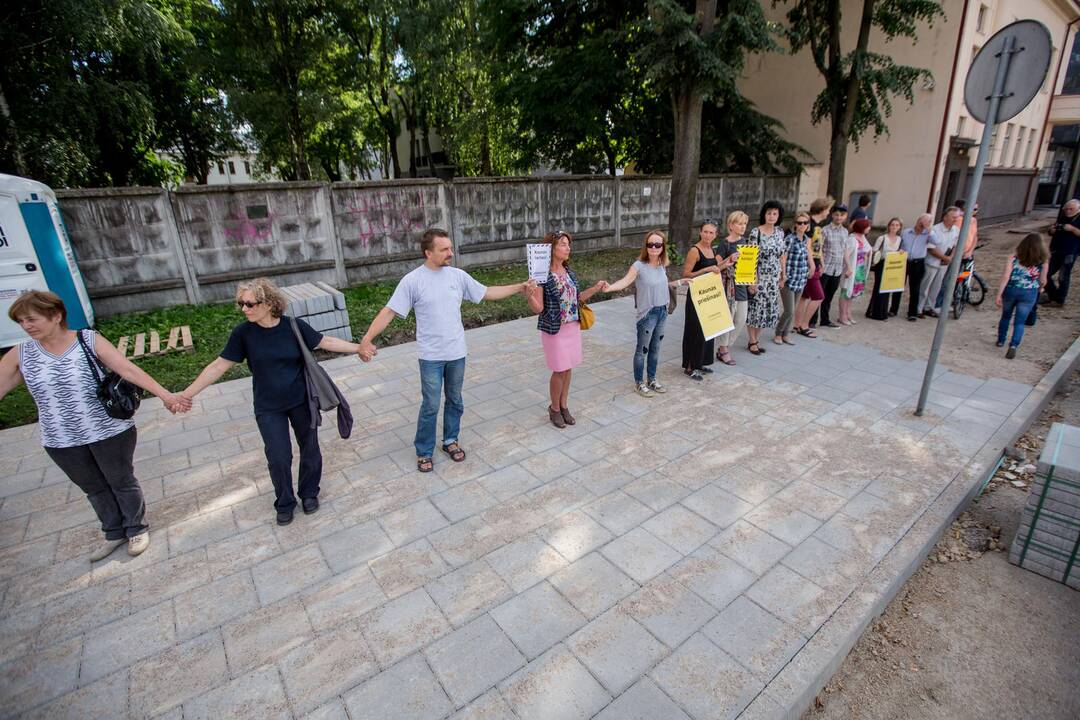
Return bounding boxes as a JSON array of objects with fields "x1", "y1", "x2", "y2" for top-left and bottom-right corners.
[
  {"x1": 593, "y1": 280, "x2": 609, "y2": 292},
  {"x1": 358, "y1": 338, "x2": 378, "y2": 363},
  {"x1": 162, "y1": 392, "x2": 192, "y2": 414}
]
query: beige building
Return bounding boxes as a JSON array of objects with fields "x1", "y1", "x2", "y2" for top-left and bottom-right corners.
[{"x1": 738, "y1": 0, "x2": 1080, "y2": 223}]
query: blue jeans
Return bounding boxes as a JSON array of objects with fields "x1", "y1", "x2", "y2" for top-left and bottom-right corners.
[
  {"x1": 255, "y1": 402, "x2": 322, "y2": 512},
  {"x1": 634, "y1": 306, "x2": 667, "y2": 384},
  {"x1": 416, "y1": 357, "x2": 465, "y2": 458},
  {"x1": 997, "y1": 286, "x2": 1039, "y2": 348}
]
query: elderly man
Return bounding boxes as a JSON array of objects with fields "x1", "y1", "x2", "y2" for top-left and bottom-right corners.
[
  {"x1": 900, "y1": 213, "x2": 934, "y2": 321},
  {"x1": 919, "y1": 206, "x2": 962, "y2": 317},
  {"x1": 1044, "y1": 199, "x2": 1080, "y2": 307}
]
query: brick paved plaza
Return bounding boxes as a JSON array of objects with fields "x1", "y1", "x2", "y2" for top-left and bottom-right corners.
[{"x1": 0, "y1": 296, "x2": 1034, "y2": 719}]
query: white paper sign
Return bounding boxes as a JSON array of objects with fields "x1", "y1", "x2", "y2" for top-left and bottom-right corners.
[{"x1": 527, "y1": 243, "x2": 551, "y2": 283}]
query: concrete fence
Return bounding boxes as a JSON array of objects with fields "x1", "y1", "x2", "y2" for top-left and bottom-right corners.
[{"x1": 56, "y1": 173, "x2": 799, "y2": 316}]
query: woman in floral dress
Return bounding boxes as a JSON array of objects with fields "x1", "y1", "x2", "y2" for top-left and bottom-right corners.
[
  {"x1": 839, "y1": 218, "x2": 871, "y2": 325},
  {"x1": 746, "y1": 200, "x2": 788, "y2": 355}
]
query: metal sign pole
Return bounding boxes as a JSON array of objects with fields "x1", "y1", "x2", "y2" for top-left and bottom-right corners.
[{"x1": 915, "y1": 35, "x2": 1018, "y2": 416}]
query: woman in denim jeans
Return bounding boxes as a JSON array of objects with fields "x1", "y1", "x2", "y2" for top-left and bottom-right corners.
[
  {"x1": 995, "y1": 233, "x2": 1049, "y2": 359},
  {"x1": 604, "y1": 230, "x2": 686, "y2": 397}
]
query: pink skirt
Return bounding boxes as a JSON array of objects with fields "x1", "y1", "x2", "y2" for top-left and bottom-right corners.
[{"x1": 540, "y1": 321, "x2": 583, "y2": 371}]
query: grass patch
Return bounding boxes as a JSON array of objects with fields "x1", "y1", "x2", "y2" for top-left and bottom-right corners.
[{"x1": 0, "y1": 245, "x2": 643, "y2": 429}]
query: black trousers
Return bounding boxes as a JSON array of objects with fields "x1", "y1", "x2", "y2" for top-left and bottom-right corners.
[
  {"x1": 1045, "y1": 251, "x2": 1076, "y2": 304},
  {"x1": 45, "y1": 426, "x2": 147, "y2": 540},
  {"x1": 255, "y1": 402, "x2": 322, "y2": 512},
  {"x1": 906, "y1": 259, "x2": 926, "y2": 318},
  {"x1": 819, "y1": 274, "x2": 842, "y2": 325}
]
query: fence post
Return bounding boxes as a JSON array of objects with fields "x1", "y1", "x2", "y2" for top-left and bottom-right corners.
[
  {"x1": 440, "y1": 180, "x2": 460, "y2": 262},
  {"x1": 614, "y1": 176, "x2": 622, "y2": 248},
  {"x1": 322, "y1": 182, "x2": 349, "y2": 287},
  {"x1": 163, "y1": 190, "x2": 202, "y2": 305},
  {"x1": 538, "y1": 178, "x2": 547, "y2": 238}
]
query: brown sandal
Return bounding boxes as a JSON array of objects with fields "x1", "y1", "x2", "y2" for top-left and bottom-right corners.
[
  {"x1": 417, "y1": 457, "x2": 433, "y2": 473},
  {"x1": 441, "y1": 442, "x2": 466, "y2": 462},
  {"x1": 560, "y1": 407, "x2": 576, "y2": 425},
  {"x1": 549, "y1": 407, "x2": 566, "y2": 429},
  {"x1": 717, "y1": 350, "x2": 736, "y2": 366}
]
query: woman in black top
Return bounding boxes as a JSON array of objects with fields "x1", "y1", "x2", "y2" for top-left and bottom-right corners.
[
  {"x1": 681, "y1": 222, "x2": 723, "y2": 381},
  {"x1": 183, "y1": 278, "x2": 366, "y2": 526}
]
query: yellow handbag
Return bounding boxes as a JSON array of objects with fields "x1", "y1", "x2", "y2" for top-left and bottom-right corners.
[{"x1": 578, "y1": 302, "x2": 595, "y2": 330}]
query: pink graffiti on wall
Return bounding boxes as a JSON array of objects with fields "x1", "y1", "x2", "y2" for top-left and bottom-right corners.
[
  {"x1": 223, "y1": 209, "x2": 274, "y2": 246},
  {"x1": 344, "y1": 190, "x2": 427, "y2": 247}
]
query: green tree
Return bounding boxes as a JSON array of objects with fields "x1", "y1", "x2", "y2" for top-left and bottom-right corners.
[
  {"x1": 781, "y1": 0, "x2": 945, "y2": 199},
  {"x1": 638, "y1": 0, "x2": 785, "y2": 250}
]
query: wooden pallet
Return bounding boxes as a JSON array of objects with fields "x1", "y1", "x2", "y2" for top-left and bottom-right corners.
[{"x1": 117, "y1": 325, "x2": 192, "y2": 359}]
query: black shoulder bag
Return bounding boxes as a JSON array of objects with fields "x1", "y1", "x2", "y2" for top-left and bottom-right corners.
[{"x1": 76, "y1": 331, "x2": 142, "y2": 420}]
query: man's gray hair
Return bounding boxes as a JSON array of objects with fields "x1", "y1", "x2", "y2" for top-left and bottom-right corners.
[{"x1": 944, "y1": 206, "x2": 962, "y2": 216}]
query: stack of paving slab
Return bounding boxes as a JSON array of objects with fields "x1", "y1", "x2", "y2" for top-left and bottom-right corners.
[
  {"x1": 280, "y1": 282, "x2": 353, "y2": 341},
  {"x1": 1008, "y1": 422, "x2": 1080, "y2": 589}
]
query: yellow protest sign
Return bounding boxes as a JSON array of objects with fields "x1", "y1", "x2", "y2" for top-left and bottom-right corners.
[
  {"x1": 734, "y1": 244, "x2": 758, "y2": 285},
  {"x1": 689, "y1": 272, "x2": 734, "y2": 341},
  {"x1": 880, "y1": 251, "x2": 907, "y2": 293}
]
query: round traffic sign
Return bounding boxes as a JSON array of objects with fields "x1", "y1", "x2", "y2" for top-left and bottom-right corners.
[{"x1": 964, "y1": 20, "x2": 1053, "y2": 124}]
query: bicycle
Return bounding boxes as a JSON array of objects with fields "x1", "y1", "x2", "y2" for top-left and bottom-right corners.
[{"x1": 952, "y1": 243, "x2": 988, "y2": 319}]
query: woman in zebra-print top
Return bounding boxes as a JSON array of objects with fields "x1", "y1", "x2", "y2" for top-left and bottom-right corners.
[{"x1": 0, "y1": 291, "x2": 190, "y2": 562}]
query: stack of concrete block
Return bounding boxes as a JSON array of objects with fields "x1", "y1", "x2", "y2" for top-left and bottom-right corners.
[
  {"x1": 1008, "y1": 422, "x2": 1080, "y2": 589},
  {"x1": 280, "y1": 282, "x2": 353, "y2": 341}
]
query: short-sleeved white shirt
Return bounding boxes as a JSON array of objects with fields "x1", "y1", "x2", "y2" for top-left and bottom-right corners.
[
  {"x1": 926, "y1": 223, "x2": 960, "y2": 268},
  {"x1": 386, "y1": 264, "x2": 487, "y2": 361}
]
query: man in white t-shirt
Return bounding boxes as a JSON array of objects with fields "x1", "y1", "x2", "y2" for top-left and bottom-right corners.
[
  {"x1": 919, "y1": 206, "x2": 962, "y2": 317},
  {"x1": 359, "y1": 228, "x2": 530, "y2": 472}
]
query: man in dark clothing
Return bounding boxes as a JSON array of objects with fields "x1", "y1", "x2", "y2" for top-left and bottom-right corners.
[
  {"x1": 848, "y1": 194, "x2": 872, "y2": 226},
  {"x1": 1043, "y1": 199, "x2": 1080, "y2": 306}
]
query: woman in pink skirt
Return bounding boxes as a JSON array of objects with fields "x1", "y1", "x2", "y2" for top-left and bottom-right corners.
[{"x1": 525, "y1": 231, "x2": 606, "y2": 428}]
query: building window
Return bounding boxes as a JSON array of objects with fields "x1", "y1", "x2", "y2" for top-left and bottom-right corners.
[
  {"x1": 976, "y1": 5, "x2": 988, "y2": 34},
  {"x1": 999, "y1": 124, "x2": 1013, "y2": 166},
  {"x1": 972, "y1": 45, "x2": 981, "y2": 64},
  {"x1": 244, "y1": 161, "x2": 251, "y2": 175},
  {"x1": 228, "y1": 160, "x2": 236, "y2": 174},
  {"x1": 1012, "y1": 126, "x2": 1026, "y2": 166},
  {"x1": 217, "y1": 162, "x2": 225, "y2": 175},
  {"x1": 1026, "y1": 129, "x2": 1038, "y2": 167},
  {"x1": 956, "y1": 115, "x2": 967, "y2": 136}
]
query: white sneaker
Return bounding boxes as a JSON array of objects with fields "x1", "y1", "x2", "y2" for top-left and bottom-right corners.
[
  {"x1": 89, "y1": 538, "x2": 126, "y2": 562},
  {"x1": 648, "y1": 379, "x2": 666, "y2": 394},
  {"x1": 127, "y1": 532, "x2": 150, "y2": 556},
  {"x1": 635, "y1": 382, "x2": 654, "y2": 398}
]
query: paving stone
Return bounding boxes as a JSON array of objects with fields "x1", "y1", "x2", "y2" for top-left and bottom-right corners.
[
  {"x1": 566, "y1": 607, "x2": 667, "y2": 694},
  {"x1": 222, "y1": 597, "x2": 313, "y2": 676},
  {"x1": 167, "y1": 507, "x2": 238, "y2": 556},
  {"x1": 774, "y1": 479, "x2": 848, "y2": 521},
  {"x1": 680, "y1": 484, "x2": 754, "y2": 528},
  {"x1": 0, "y1": 603, "x2": 42, "y2": 665},
  {"x1": 622, "y1": 476, "x2": 692, "y2": 512},
  {"x1": 743, "y1": 497, "x2": 822, "y2": 546},
  {"x1": 128, "y1": 548, "x2": 210, "y2": 611},
  {"x1": 21, "y1": 667, "x2": 127, "y2": 720},
  {"x1": 369, "y1": 538, "x2": 451, "y2": 598},
  {"x1": 550, "y1": 552, "x2": 639, "y2": 619},
  {"x1": 669, "y1": 544, "x2": 757, "y2": 611},
  {"x1": 537, "y1": 510, "x2": 614, "y2": 562},
  {"x1": 302, "y1": 699, "x2": 350, "y2": 720},
  {"x1": 519, "y1": 449, "x2": 580, "y2": 482},
  {"x1": 81, "y1": 601, "x2": 175, "y2": 683},
  {"x1": 643, "y1": 505, "x2": 718, "y2": 554},
  {"x1": 499, "y1": 644, "x2": 611, "y2": 720},
  {"x1": 478, "y1": 463, "x2": 543, "y2": 501},
  {"x1": 425, "y1": 614, "x2": 526, "y2": 708},
  {"x1": 183, "y1": 664, "x2": 290, "y2": 720},
  {"x1": 129, "y1": 630, "x2": 228, "y2": 719},
  {"x1": 37, "y1": 575, "x2": 131, "y2": 647},
  {"x1": 318, "y1": 520, "x2": 395, "y2": 573},
  {"x1": 490, "y1": 582, "x2": 587, "y2": 659},
  {"x1": 710, "y1": 520, "x2": 791, "y2": 576},
  {"x1": 343, "y1": 653, "x2": 453, "y2": 720},
  {"x1": 593, "y1": 677, "x2": 692, "y2": 720},
  {"x1": 432, "y1": 481, "x2": 500, "y2": 522},
  {"x1": 426, "y1": 559, "x2": 514, "y2": 627},
  {"x1": 359, "y1": 588, "x2": 451, "y2": 667},
  {"x1": 448, "y1": 688, "x2": 518, "y2": 719},
  {"x1": 619, "y1": 572, "x2": 716, "y2": 648},
  {"x1": 0, "y1": 636, "x2": 81, "y2": 716},
  {"x1": 650, "y1": 633, "x2": 761, "y2": 720},
  {"x1": 429, "y1": 517, "x2": 506, "y2": 567},
  {"x1": 251, "y1": 543, "x2": 332, "y2": 606},
  {"x1": 174, "y1": 570, "x2": 259, "y2": 640},
  {"x1": 745, "y1": 564, "x2": 830, "y2": 636},
  {"x1": 485, "y1": 533, "x2": 568, "y2": 592},
  {"x1": 301, "y1": 564, "x2": 388, "y2": 632},
  {"x1": 583, "y1": 491, "x2": 654, "y2": 535},
  {"x1": 279, "y1": 620, "x2": 378, "y2": 715},
  {"x1": 601, "y1": 527, "x2": 682, "y2": 584},
  {"x1": 781, "y1": 536, "x2": 867, "y2": 592},
  {"x1": 703, "y1": 596, "x2": 806, "y2": 678},
  {"x1": 380, "y1": 499, "x2": 450, "y2": 546}
]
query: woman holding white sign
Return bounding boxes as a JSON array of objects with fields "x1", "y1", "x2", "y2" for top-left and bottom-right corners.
[
  {"x1": 866, "y1": 218, "x2": 903, "y2": 321},
  {"x1": 525, "y1": 231, "x2": 605, "y2": 428},
  {"x1": 604, "y1": 229, "x2": 686, "y2": 397},
  {"x1": 681, "y1": 222, "x2": 725, "y2": 380}
]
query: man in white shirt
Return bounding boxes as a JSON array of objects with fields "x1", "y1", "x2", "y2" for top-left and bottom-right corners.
[
  {"x1": 919, "y1": 206, "x2": 962, "y2": 317},
  {"x1": 359, "y1": 228, "x2": 529, "y2": 472}
]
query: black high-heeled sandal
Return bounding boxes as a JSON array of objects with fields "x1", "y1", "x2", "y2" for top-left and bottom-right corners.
[{"x1": 748, "y1": 342, "x2": 764, "y2": 355}]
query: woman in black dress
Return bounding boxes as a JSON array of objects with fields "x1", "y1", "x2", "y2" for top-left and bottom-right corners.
[
  {"x1": 866, "y1": 217, "x2": 903, "y2": 321},
  {"x1": 681, "y1": 222, "x2": 723, "y2": 381}
]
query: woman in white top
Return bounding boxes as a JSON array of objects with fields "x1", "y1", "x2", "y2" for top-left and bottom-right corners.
[
  {"x1": 603, "y1": 230, "x2": 686, "y2": 397},
  {"x1": 0, "y1": 291, "x2": 189, "y2": 561},
  {"x1": 866, "y1": 217, "x2": 904, "y2": 321}
]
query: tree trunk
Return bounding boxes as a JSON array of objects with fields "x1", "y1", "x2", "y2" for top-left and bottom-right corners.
[
  {"x1": 823, "y1": 0, "x2": 875, "y2": 200},
  {"x1": 0, "y1": 82, "x2": 26, "y2": 177},
  {"x1": 826, "y1": 127, "x2": 848, "y2": 200},
  {"x1": 667, "y1": 0, "x2": 716, "y2": 252}
]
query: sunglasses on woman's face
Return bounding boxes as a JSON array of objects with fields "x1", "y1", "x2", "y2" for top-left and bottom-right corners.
[
  {"x1": 646, "y1": 242, "x2": 664, "y2": 249},
  {"x1": 795, "y1": 221, "x2": 810, "y2": 225},
  {"x1": 237, "y1": 300, "x2": 262, "y2": 309}
]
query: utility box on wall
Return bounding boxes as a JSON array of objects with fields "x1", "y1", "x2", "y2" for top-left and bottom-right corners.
[{"x1": 0, "y1": 174, "x2": 94, "y2": 348}]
